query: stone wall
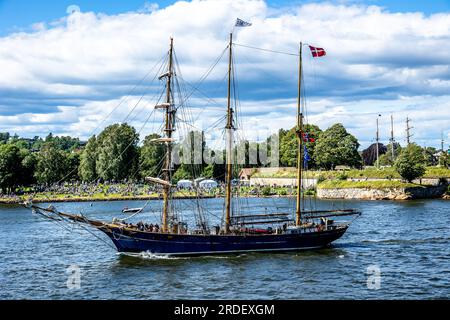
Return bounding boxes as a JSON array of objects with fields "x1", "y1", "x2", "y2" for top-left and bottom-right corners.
[
  {"x1": 249, "y1": 177, "x2": 317, "y2": 188},
  {"x1": 317, "y1": 185, "x2": 447, "y2": 200},
  {"x1": 348, "y1": 178, "x2": 447, "y2": 186}
]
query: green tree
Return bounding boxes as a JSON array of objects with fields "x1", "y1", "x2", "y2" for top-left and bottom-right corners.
[
  {"x1": 95, "y1": 123, "x2": 139, "y2": 181},
  {"x1": 394, "y1": 143, "x2": 426, "y2": 182},
  {"x1": 172, "y1": 164, "x2": 193, "y2": 182},
  {"x1": 34, "y1": 143, "x2": 70, "y2": 185},
  {"x1": 79, "y1": 135, "x2": 98, "y2": 182},
  {"x1": 11, "y1": 139, "x2": 30, "y2": 150},
  {"x1": 279, "y1": 124, "x2": 321, "y2": 168},
  {"x1": 380, "y1": 142, "x2": 402, "y2": 165},
  {"x1": 279, "y1": 128, "x2": 297, "y2": 167},
  {"x1": 314, "y1": 123, "x2": 361, "y2": 170},
  {"x1": 140, "y1": 133, "x2": 165, "y2": 178},
  {"x1": 51, "y1": 135, "x2": 81, "y2": 151},
  {"x1": 0, "y1": 132, "x2": 10, "y2": 144},
  {"x1": 31, "y1": 137, "x2": 45, "y2": 151},
  {"x1": 202, "y1": 163, "x2": 214, "y2": 178},
  {"x1": 378, "y1": 153, "x2": 393, "y2": 166},
  {"x1": 8, "y1": 134, "x2": 19, "y2": 144},
  {"x1": 0, "y1": 144, "x2": 23, "y2": 193},
  {"x1": 67, "y1": 152, "x2": 81, "y2": 181},
  {"x1": 201, "y1": 161, "x2": 225, "y2": 180},
  {"x1": 423, "y1": 146, "x2": 438, "y2": 166},
  {"x1": 21, "y1": 151, "x2": 37, "y2": 186},
  {"x1": 439, "y1": 151, "x2": 449, "y2": 168}
]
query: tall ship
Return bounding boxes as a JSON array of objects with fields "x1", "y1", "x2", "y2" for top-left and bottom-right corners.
[{"x1": 29, "y1": 29, "x2": 361, "y2": 256}]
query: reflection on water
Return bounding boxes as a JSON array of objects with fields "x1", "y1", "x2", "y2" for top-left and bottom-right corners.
[{"x1": 0, "y1": 198, "x2": 449, "y2": 299}]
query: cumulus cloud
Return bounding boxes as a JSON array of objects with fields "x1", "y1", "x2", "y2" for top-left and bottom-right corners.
[{"x1": 0, "y1": 0, "x2": 449, "y2": 148}]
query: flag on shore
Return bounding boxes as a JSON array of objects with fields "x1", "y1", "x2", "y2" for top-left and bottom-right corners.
[
  {"x1": 309, "y1": 45, "x2": 326, "y2": 57},
  {"x1": 235, "y1": 18, "x2": 252, "y2": 27},
  {"x1": 303, "y1": 146, "x2": 311, "y2": 168}
]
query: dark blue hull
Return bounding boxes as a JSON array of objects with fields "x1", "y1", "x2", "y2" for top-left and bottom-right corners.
[{"x1": 99, "y1": 226, "x2": 348, "y2": 256}]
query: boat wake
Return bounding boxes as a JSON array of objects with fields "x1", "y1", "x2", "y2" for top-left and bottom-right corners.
[
  {"x1": 118, "y1": 251, "x2": 183, "y2": 260},
  {"x1": 117, "y1": 251, "x2": 246, "y2": 260},
  {"x1": 361, "y1": 237, "x2": 450, "y2": 245}
]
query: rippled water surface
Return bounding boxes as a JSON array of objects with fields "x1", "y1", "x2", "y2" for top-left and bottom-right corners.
[{"x1": 0, "y1": 197, "x2": 449, "y2": 299}]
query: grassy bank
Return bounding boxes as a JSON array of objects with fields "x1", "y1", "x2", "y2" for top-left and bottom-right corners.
[
  {"x1": 253, "y1": 167, "x2": 450, "y2": 179},
  {"x1": 0, "y1": 191, "x2": 206, "y2": 204},
  {"x1": 317, "y1": 180, "x2": 421, "y2": 189}
]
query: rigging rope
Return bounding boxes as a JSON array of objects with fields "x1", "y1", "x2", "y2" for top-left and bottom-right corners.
[
  {"x1": 55, "y1": 55, "x2": 167, "y2": 185},
  {"x1": 233, "y1": 43, "x2": 300, "y2": 57},
  {"x1": 33, "y1": 207, "x2": 117, "y2": 250}
]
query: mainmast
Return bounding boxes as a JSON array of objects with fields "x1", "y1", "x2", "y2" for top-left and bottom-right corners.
[
  {"x1": 224, "y1": 33, "x2": 234, "y2": 233},
  {"x1": 295, "y1": 42, "x2": 303, "y2": 226},
  {"x1": 162, "y1": 37, "x2": 174, "y2": 233}
]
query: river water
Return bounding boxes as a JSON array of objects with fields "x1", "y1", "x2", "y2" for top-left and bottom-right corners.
[{"x1": 0, "y1": 197, "x2": 448, "y2": 299}]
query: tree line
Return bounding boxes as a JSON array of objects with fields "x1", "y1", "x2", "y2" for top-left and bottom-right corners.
[{"x1": 0, "y1": 122, "x2": 448, "y2": 193}]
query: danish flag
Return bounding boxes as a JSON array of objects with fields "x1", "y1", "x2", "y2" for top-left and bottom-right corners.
[{"x1": 309, "y1": 45, "x2": 326, "y2": 57}]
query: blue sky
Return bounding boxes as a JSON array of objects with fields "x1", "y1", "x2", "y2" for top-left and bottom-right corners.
[
  {"x1": 0, "y1": 0, "x2": 449, "y2": 149},
  {"x1": 1, "y1": 0, "x2": 449, "y2": 35}
]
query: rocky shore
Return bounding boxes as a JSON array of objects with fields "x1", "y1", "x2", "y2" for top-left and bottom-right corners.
[{"x1": 317, "y1": 185, "x2": 448, "y2": 200}]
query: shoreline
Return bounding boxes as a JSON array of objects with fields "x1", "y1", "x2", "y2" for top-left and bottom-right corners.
[
  {"x1": 0, "y1": 194, "x2": 216, "y2": 205},
  {"x1": 1, "y1": 189, "x2": 448, "y2": 204},
  {"x1": 0, "y1": 194, "x2": 293, "y2": 205}
]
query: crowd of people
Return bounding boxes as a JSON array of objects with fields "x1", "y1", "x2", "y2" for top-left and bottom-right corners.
[
  {"x1": 0, "y1": 181, "x2": 295, "y2": 201},
  {"x1": 126, "y1": 221, "x2": 161, "y2": 232},
  {"x1": 0, "y1": 182, "x2": 159, "y2": 198}
]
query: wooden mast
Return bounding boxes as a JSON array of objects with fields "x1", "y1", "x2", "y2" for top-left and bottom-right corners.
[
  {"x1": 162, "y1": 37, "x2": 174, "y2": 233},
  {"x1": 224, "y1": 33, "x2": 234, "y2": 233},
  {"x1": 295, "y1": 42, "x2": 303, "y2": 226}
]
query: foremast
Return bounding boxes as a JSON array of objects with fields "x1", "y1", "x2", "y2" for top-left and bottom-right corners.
[
  {"x1": 295, "y1": 43, "x2": 303, "y2": 226},
  {"x1": 224, "y1": 33, "x2": 234, "y2": 233},
  {"x1": 162, "y1": 37, "x2": 175, "y2": 233}
]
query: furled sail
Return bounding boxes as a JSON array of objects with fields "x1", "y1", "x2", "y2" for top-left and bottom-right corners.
[
  {"x1": 150, "y1": 138, "x2": 176, "y2": 143},
  {"x1": 155, "y1": 103, "x2": 171, "y2": 109},
  {"x1": 145, "y1": 177, "x2": 172, "y2": 187}
]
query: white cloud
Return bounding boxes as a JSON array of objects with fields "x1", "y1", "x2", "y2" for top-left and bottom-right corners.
[
  {"x1": 0, "y1": 0, "x2": 449, "y2": 149},
  {"x1": 66, "y1": 5, "x2": 81, "y2": 15}
]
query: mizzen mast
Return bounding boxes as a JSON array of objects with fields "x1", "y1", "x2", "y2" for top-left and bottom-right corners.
[
  {"x1": 162, "y1": 37, "x2": 175, "y2": 233},
  {"x1": 295, "y1": 42, "x2": 303, "y2": 226},
  {"x1": 224, "y1": 33, "x2": 234, "y2": 233}
]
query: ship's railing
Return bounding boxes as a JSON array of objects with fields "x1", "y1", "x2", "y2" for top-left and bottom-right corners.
[
  {"x1": 301, "y1": 209, "x2": 361, "y2": 219},
  {"x1": 230, "y1": 213, "x2": 291, "y2": 226}
]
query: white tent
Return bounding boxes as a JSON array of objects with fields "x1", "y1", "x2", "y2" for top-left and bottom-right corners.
[
  {"x1": 198, "y1": 179, "x2": 218, "y2": 189},
  {"x1": 177, "y1": 179, "x2": 192, "y2": 189},
  {"x1": 193, "y1": 177, "x2": 205, "y2": 187}
]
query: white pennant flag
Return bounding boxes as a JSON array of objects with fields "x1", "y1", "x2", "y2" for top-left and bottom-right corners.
[{"x1": 235, "y1": 18, "x2": 252, "y2": 27}]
